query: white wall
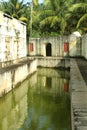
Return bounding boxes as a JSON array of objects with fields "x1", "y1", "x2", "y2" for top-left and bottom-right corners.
[
  {"x1": 0, "y1": 11, "x2": 27, "y2": 62},
  {"x1": 82, "y1": 34, "x2": 87, "y2": 59},
  {"x1": 0, "y1": 59, "x2": 37, "y2": 97},
  {"x1": 29, "y1": 37, "x2": 67, "y2": 57}
]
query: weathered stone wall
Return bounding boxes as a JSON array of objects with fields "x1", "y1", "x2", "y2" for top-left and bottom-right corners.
[
  {"x1": 69, "y1": 33, "x2": 87, "y2": 59},
  {"x1": 36, "y1": 57, "x2": 70, "y2": 69},
  {"x1": 29, "y1": 35, "x2": 82, "y2": 57},
  {"x1": 0, "y1": 59, "x2": 37, "y2": 97},
  {"x1": 82, "y1": 34, "x2": 87, "y2": 59},
  {"x1": 69, "y1": 34, "x2": 81, "y2": 57},
  {"x1": 0, "y1": 56, "x2": 70, "y2": 98},
  {"x1": 29, "y1": 36, "x2": 69, "y2": 57},
  {"x1": 0, "y1": 11, "x2": 27, "y2": 63}
]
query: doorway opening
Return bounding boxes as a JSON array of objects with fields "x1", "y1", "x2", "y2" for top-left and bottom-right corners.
[{"x1": 46, "y1": 43, "x2": 52, "y2": 56}]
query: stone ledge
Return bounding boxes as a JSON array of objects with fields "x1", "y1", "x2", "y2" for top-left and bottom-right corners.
[{"x1": 70, "y1": 59, "x2": 87, "y2": 130}]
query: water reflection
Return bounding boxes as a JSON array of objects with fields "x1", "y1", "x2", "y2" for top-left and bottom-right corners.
[{"x1": 0, "y1": 68, "x2": 71, "y2": 130}]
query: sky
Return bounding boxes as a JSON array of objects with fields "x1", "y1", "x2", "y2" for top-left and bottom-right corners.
[
  {"x1": 24, "y1": 0, "x2": 43, "y2": 4},
  {"x1": 0, "y1": 0, "x2": 43, "y2": 4},
  {"x1": 39, "y1": 0, "x2": 43, "y2": 3}
]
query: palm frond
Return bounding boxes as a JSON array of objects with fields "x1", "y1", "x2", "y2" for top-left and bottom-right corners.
[
  {"x1": 19, "y1": 16, "x2": 27, "y2": 22},
  {"x1": 40, "y1": 16, "x2": 53, "y2": 27},
  {"x1": 40, "y1": 16, "x2": 59, "y2": 28},
  {"x1": 51, "y1": 16, "x2": 59, "y2": 27},
  {"x1": 33, "y1": 0, "x2": 38, "y2": 6},
  {"x1": 69, "y1": 3, "x2": 87, "y2": 13},
  {"x1": 77, "y1": 14, "x2": 87, "y2": 28},
  {"x1": 39, "y1": 9, "x2": 54, "y2": 21}
]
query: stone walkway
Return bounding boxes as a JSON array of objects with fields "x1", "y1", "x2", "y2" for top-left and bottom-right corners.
[{"x1": 70, "y1": 58, "x2": 87, "y2": 130}]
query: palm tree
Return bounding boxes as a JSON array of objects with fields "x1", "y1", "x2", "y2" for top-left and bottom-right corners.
[
  {"x1": 71, "y1": 0, "x2": 87, "y2": 4},
  {"x1": 33, "y1": 0, "x2": 38, "y2": 6},
  {"x1": 39, "y1": 0, "x2": 71, "y2": 36},
  {"x1": 0, "y1": 0, "x2": 27, "y2": 22},
  {"x1": 67, "y1": 2, "x2": 87, "y2": 34},
  {"x1": 29, "y1": 0, "x2": 44, "y2": 37}
]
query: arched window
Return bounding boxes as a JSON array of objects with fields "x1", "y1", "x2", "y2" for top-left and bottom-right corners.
[{"x1": 46, "y1": 43, "x2": 52, "y2": 56}]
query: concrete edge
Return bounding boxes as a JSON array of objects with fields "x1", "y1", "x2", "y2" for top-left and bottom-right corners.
[{"x1": 70, "y1": 58, "x2": 87, "y2": 130}]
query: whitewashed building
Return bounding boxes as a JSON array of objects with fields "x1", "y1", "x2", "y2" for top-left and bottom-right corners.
[
  {"x1": 29, "y1": 34, "x2": 83, "y2": 58},
  {"x1": 0, "y1": 11, "x2": 27, "y2": 64},
  {"x1": 28, "y1": 36, "x2": 70, "y2": 57}
]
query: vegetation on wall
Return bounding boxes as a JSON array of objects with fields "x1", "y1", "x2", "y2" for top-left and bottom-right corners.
[{"x1": 0, "y1": 0, "x2": 87, "y2": 37}]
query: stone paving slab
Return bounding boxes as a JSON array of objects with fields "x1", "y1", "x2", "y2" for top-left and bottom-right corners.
[{"x1": 70, "y1": 59, "x2": 87, "y2": 130}]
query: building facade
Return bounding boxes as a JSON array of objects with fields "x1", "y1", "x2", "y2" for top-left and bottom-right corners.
[
  {"x1": 29, "y1": 35, "x2": 82, "y2": 58},
  {"x1": 0, "y1": 11, "x2": 27, "y2": 63},
  {"x1": 29, "y1": 36, "x2": 69, "y2": 57}
]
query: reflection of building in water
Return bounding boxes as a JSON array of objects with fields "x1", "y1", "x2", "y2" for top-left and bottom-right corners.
[
  {"x1": 37, "y1": 68, "x2": 70, "y2": 96},
  {"x1": 0, "y1": 72, "x2": 37, "y2": 130},
  {"x1": 0, "y1": 80, "x2": 28, "y2": 130},
  {"x1": 64, "y1": 79, "x2": 69, "y2": 92},
  {"x1": 0, "y1": 69, "x2": 70, "y2": 130},
  {"x1": 46, "y1": 77, "x2": 52, "y2": 88}
]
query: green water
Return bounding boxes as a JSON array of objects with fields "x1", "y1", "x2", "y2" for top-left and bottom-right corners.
[{"x1": 0, "y1": 68, "x2": 71, "y2": 130}]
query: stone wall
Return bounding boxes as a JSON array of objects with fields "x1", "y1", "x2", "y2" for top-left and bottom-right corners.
[
  {"x1": 82, "y1": 34, "x2": 87, "y2": 59},
  {"x1": 36, "y1": 57, "x2": 70, "y2": 69},
  {"x1": 69, "y1": 34, "x2": 81, "y2": 57},
  {"x1": 0, "y1": 11, "x2": 27, "y2": 63},
  {"x1": 29, "y1": 36, "x2": 69, "y2": 57},
  {"x1": 29, "y1": 35, "x2": 82, "y2": 57},
  {"x1": 69, "y1": 33, "x2": 87, "y2": 59},
  {"x1": 0, "y1": 59, "x2": 37, "y2": 97}
]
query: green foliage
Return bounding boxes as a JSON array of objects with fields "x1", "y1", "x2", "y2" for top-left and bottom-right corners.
[
  {"x1": 0, "y1": 0, "x2": 87, "y2": 37},
  {"x1": 68, "y1": 2, "x2": 87, "y2": 34},
  {"x1": 0, "y1": 0, "x2": 27, "y2": 20}
]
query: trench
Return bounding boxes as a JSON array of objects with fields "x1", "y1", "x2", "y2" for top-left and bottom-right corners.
[{"x1": 0, "y1": 68, "x2": 71, "y2": 130}]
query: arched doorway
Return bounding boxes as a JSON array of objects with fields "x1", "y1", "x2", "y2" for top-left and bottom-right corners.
[{"x1": 46, "y1": 43, "x2": 52, "y2": 56}]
